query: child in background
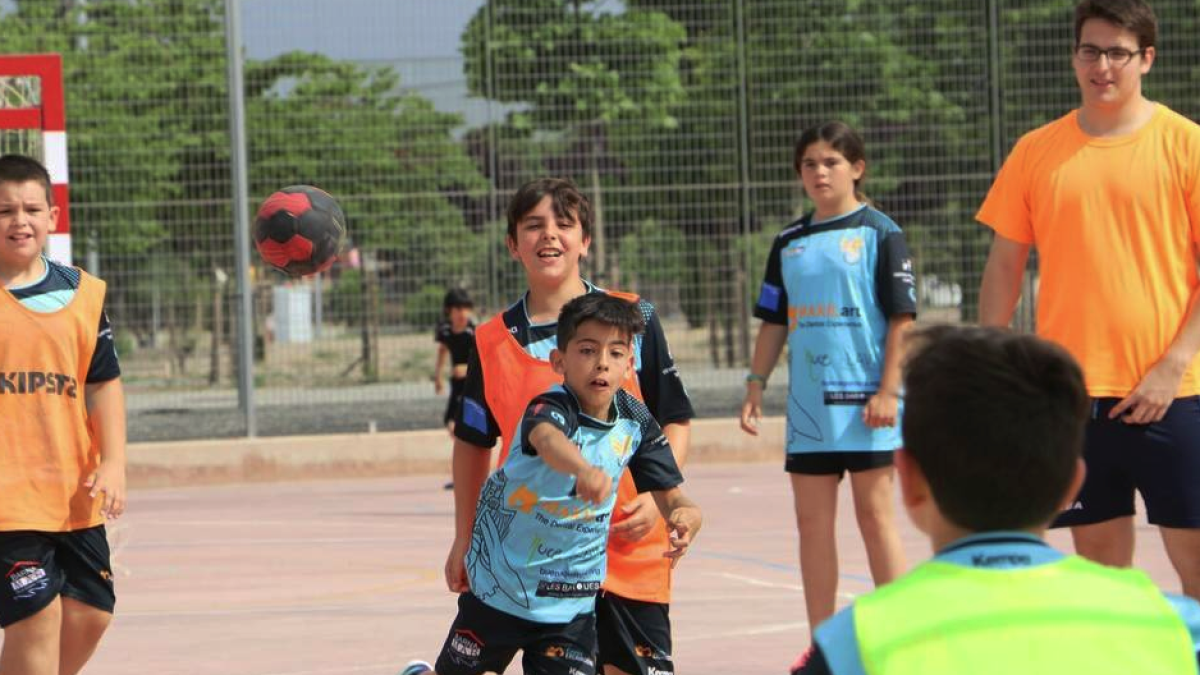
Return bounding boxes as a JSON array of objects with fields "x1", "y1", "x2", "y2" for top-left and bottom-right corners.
[
  {"x1": 433, "y1": 287, "x2": 476, "y2": 489},
  {"x1": 0, "y1": 154, "x2": 128, "y2": 675},
  {"x1": 740, "y1": 121, "x2": 915, "y2": 671},
  {"x1": 434, "y1": 289, "x2": 476, "y2": 429},
  {"x1": 796, "y1": 325, "x2": 1200, "y2": 675},
  {"x1": 404, "y1": 293, "x2": 702, "y2": 675}
]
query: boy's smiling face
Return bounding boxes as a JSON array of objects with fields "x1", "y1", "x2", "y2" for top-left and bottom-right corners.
[
  {"x1": 507, "y1": 195, "x2": 591, "y2": 288},
  {"x1": 0, "y1": 179, "x2": 57, "y2": 281},
  {"x1": 551, "y1": 319, "x2": 633, "y2": 420}
]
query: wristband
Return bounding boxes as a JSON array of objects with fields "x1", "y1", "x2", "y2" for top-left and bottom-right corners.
[{"x1": 745, "y1": 373, "x2": 768, "y2": 389}]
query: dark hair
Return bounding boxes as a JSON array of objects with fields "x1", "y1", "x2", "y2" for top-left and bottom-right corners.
[
  {"x1": 556, "y1": 292, "x2": 644, "y2": 351},
  {"x1": 506, "y1": 177, "x2": 593, "y2": 242},
  {"x1": 794, "y1": 121, "x2": 868, "y2": 202},
  {"x1": 1075, "y1": 0, "x2": 1157, "y2": 50},
  {"x1": 443, "y1": 287, "x2": 473, "y2": 312},
  {"x1": 902, "y1": 326, "x2": 1089, "y2": 531},
  {"x1": 0, "y1": 154, "x2": 54, "y2": 206}
]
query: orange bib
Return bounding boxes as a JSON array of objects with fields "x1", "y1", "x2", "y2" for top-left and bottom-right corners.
[
  {"x1": 0, "y1": 270, "x2": 106, "y2": 532},
  {"x1": 476, "y1": 291, "x2": 674, "y2": 602}
]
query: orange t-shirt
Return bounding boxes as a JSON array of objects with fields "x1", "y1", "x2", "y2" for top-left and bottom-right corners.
[
  {"x1": 0, "y1": 270, "x2": 106, "y2": 532},
  {"x1": 977, "y1": 105, "x2": 1200, "y2": 397}
]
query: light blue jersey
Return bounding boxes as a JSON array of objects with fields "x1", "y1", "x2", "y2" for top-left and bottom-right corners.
[
  {"x1": 465, "y1": 385, "x2": 682, "y2": 623},
  {"x1": 754, "y1": 206, "x2": 916, "y2": 453}
]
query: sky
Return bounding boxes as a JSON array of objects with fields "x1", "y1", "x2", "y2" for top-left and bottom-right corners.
[
  {"x1": 242, "y1": 0, "x2": 498, "y2": 128},
  {"x1": 241, "y1": 0, "x2": 482, "y2": 62}
]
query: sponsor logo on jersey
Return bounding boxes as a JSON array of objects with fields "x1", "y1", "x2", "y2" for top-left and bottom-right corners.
[
  {"x1": 610, "y1": 433, "x2": 632, "y2": 460},
  {"x1": 841, "y1": 235, "x2": 864, "y2": 264},
  {"x1": 535, "y1": 579, "x2": 601, "y2": 598},
  {"x1": 0, "y1": 371, "x2": 78, "y2": 398}
]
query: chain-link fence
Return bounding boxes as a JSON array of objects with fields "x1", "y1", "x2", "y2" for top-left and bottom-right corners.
[{"x1": 2, "y1": 0, "x2": 1197, "y2": 441}]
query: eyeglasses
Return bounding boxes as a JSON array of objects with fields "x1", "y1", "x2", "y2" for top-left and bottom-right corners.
[{"x1": 1074, "y1": 44, "x2": 1144, "y2": 66}]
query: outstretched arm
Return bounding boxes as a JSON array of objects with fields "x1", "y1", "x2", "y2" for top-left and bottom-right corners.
[{"x1": 528, "y1": 422, "x2": 611, "y2": 504}]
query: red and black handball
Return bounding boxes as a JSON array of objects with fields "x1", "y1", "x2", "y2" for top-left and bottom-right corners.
[{"x1": 253, "y1": 185, "x2": 347, "y2": 277}]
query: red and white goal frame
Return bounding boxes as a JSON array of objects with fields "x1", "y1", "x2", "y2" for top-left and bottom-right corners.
[{"x1": 0, "y1": 54, "x2": 71, "y2": 265}]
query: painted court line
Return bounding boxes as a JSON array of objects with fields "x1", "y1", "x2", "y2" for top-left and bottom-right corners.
[
  {"x1": 713, "y1": 571, "x2": 857, "y2": 600},
  {"x1": 676, "y1": 620, "x2": 810, "y2": 643},
  {"x1": 254, "y1": 662, "x2": 400, "y2": 675}
]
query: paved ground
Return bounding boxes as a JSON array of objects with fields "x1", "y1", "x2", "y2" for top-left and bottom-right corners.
[{"x1": 0, "y1": 463, "x2": 1178, "y2": 675}]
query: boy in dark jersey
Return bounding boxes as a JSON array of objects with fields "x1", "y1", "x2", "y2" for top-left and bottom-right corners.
[
  {"x1": 404, "y1": 293, "x2": 702, "y2": 675},
  {"x1": 433, "y1": 287, "x2": 476, "y2": 435},
  {"x1": 0, "y1": 154, "x2": 127, "y2": 675},
  {"x1": 446, "y1": 178, "x2": 694, "y2": 675}
]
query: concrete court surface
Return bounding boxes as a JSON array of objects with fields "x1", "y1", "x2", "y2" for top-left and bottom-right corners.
[{"x1": 0, "y1": 462, "x2": 1179, "y2": 675}]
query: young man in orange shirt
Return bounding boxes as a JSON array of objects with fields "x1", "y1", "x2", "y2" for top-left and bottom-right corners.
[{"x1": 978, "y1": 0, "x2": 1200, "y2": 599}]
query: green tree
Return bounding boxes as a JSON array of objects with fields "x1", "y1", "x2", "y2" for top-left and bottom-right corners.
[
  {"x1": 460, "y1": 0, "x2": 687, "y2": 286},
  {"x1": 0, "y1": 0, "x2": 489, "y2": 382}
]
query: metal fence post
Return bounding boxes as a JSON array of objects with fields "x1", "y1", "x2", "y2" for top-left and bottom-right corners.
[{"x1": 224, "y1": 0, "x2": 256, "y2": 437}]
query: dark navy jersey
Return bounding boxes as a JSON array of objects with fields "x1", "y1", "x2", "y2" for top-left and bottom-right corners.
[
  {"x1": 799, "y1": 532, "x2": 1200, "y2": 675},
  {"x1": 754, "y1": 206, "x2": 915, "y2": 453},
  {"x1": 434, "y1": 319, "x2": 476, "y2": 369},
  {"x1": 7, "y1": 257, "x2": 120, "y2": 384},
  {"x1": 455, "y1": 285, "x2": 694, "y2": 449},
  {"x1": 466, "y1": 385, "x2": 682, "y2": 623}
]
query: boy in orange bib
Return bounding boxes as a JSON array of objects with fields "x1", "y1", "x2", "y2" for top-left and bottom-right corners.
[{"x1": 0, "y1": 154, "x2": 127, "y2": 675}]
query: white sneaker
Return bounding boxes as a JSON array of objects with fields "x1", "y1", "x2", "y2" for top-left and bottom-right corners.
[{"x1": 399, "y1": 660, "x2": 433, "y2": 675}]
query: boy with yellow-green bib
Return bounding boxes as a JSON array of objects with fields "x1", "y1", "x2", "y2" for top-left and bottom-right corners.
[{"x1": 794, "y1": 326, "x2": 1200, "y2": 675}]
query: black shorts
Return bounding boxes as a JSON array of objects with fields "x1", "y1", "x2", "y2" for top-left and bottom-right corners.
[
  {"x1": 1053, "y1": 396, "x2": 1200, "y2": 529},
  {"x1": 785, "y1": 451, "x2": 894, "y2": 476},
  {"x1": 595, "y1": 591, "x2": 673, "y2": 675},
  {"x1": 0, "y1": 526, "x2": 115, "y2": 628},
  {"x1": 444, "y1": 377, "x2": 466, "y2": 426},
  {"x1": 434, "y1": 592, "x2": 597, "y2": 675}
]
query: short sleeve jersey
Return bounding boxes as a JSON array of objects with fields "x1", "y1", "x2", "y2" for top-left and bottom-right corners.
[
  {"x1": 434, "y1": 319, "x2": 476, "y2": 369},
  {"x1": 9, "y1": 257, "x2": 120, "y2": 383},
  {"x1": 753, "y1": 205, "x2": 916, "y2": 453},
  {"x1": 454, "y1": 283, "x2": 694, "y2": 448},
  {"x1": 465, "y1": 385, "x2": 682, "y2": 623},
  {"x1": 977, "y1": 105, "x2": 1200, "y2": 397}
]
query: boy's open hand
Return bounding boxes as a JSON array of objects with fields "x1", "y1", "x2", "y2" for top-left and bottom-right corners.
[
  {"x1": 574, "y1": 466, "x2": 612, "y2": 505},
  {"x1": 85, "y1": 460, "x2": 126, "y2": 520},
  {"x1": 611, "y1": 493, "x2": 657, "y2": 542},
  {"x1": 663, "y1": 506, "x2": 702, "y2": 568}
]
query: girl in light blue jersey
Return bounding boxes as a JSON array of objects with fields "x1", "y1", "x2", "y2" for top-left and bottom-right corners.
[{"x1": 739, "y1": 121, "x2": 916, "y2": 673}]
